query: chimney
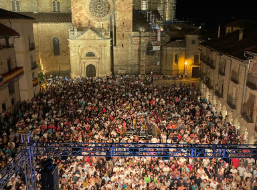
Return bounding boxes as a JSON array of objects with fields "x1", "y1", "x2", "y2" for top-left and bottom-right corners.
[
  {"x1": 239, "y1": 29, "x2": 244, "y2": 41},
  {"x1": 218, "y1": 25, "x2": 220, "y2": 38}
]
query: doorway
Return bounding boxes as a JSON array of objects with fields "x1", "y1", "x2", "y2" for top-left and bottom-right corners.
[{"x1": 86, "y1": 64, "x2": 96, "y2": 77}]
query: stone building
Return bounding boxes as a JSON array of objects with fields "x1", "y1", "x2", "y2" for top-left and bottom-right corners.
[
  {"x1": 0, "y1": 8, "x2": 39, "y2": 102},
  {"x1": 0, "y1": 23, "x2": 23, "y2": 112},
  {"x1": 199, "y1": 21, "x2": 257, "y2": 143},
  {"x1": 0, "y1": 0, "x2": 179, "y2": 77}
]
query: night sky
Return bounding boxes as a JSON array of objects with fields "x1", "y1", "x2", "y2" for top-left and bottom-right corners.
[{"x1": 176, "y1": 0, "x2": 256, "y2": 31}]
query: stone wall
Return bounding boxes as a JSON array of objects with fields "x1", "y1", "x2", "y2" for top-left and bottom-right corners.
[
  {"x1": 113, "y1": 0, "x2": 133, "y2": 74},
  {"x1": 33, "y1": 22, "x2": 72, "y2": 74}
]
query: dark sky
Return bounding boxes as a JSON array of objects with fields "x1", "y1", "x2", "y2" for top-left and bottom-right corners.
[{"x1": 176, "y1": 0, "x2": 256, "y2": 31}]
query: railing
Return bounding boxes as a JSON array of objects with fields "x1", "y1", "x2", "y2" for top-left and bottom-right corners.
[
  {"x1": 227, "y1": 94, "x2": 237, "y2": 109},
  {"x1": 246, "y1": 72, "x2": 257, "y2": 90},
  {"x1": 31, "y1": 61, "x2": 37, "y2": 70},
  {"x1": 0, "y1": 44, "x2": 14, "y2": 50},
  {"x1": 32, "y1": 78, "x2": 38, "y2": 87},
  {"x1": 231, "y1": 70, "x2": 239, "y2": 84},
  {"x1": 0, "y1": 67, "x2": 24, "y2": 89},
  {"x1": 218, "y1": 61, "x2": 226, "y2": 76},
  {"x1": 29, "y1": 42, "x2": 35, "y2": 51},
  {"x1": 241, "y1": 104, "x2": 254, "y2": 123},
  {"x1": 210, "y1": 59, "x2": 215, "y2": 69},
  {"x1": 215, "y1": 86, "x2": 223, "y2": 98}
]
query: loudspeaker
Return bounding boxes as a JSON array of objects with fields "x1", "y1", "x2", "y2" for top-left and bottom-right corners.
[{"x1": 41, "y1": 165, "x2": 59, "y2": 190}]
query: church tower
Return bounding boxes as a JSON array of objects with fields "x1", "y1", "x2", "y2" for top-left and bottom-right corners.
[{"x1": 113, "y1": 0, "x2": 133, "y2": 74}]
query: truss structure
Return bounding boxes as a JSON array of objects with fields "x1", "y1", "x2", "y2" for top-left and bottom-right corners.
[{"x1": 0, "y1": 138, "x2": 257, "y2": 189}]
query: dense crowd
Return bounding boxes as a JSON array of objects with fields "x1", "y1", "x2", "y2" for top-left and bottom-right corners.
[{"x1": 0, "y1": 75, "x2": 256, "y2": 190}]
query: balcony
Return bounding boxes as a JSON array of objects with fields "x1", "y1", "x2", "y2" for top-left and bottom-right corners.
[
  {"x1": 0, "y1": 67, "x2": 24, "y2": 89},
  {"x1": 215, "y1": 86, "x2": 223, "y2": 98},
  {"x1": 230, "y1": 70, "x2": 239, "y2": 84},
  {"x1": 246, "y1": 72, "x2": 257, "y2": 90},
  {"x1": 210, "y1": 59, "x2": 216, "y2": 69},
  {"x1": 241, "y1": 104, "x2": 254, "y2": 123},
  {"x1": 29, "y1": 42, "x2": 35, "y2": 51},
  {"x1": 227, "y1": 94, "x2": 237, "y2": 109},
  {"x1": 0, "y1": 44, "x2": 14, "y2": 50},
  {"x1": 218, "y1": 62, "x2": 226, "y2": 76},
  {"x1": 32, "y1": 78, "x2": 38, "y2": 87},
  {"x1": 31, "y1": 61, "x2": 37, "y2": 70}
]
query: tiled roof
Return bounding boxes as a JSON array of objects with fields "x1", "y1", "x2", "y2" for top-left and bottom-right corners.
[
  {"x1": 20, "y1": 12, "x2": 72, "y2": 23},
  {"x1": 167, "y1": 23, "x2": 197, "y2": 40},
  {"x1": 165, "y1": 40, "x2": 185, "y2": 47},
  {"x1": 0, "y1": 23, "x2": 19, "y2": 38},
  {"x1": 0, "y1": 8, "x2": 34, "y2": 20},
  {"x1": 225, "y1": 19, "x2": 255, "y2": 28},
  {"x1": 201, "y1": 26, "x2": 257, "y2": 60}
]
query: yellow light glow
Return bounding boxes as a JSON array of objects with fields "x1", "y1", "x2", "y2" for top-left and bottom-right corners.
[{"x1": 185, "y1": 61, "x2": 187, "y2": 65}]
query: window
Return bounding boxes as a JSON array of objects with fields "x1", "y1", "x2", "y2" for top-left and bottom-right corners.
[
  {"x1": 53, "y1": 37, "x2": 60, "y2": 56},
  {"x1": 194, "y1": 55, "x2": 199, "y2": 64},
  {"x1": 86, "y1": 52, "x2": 95, "y2": 57},
  {"x1": 11, "y1": 0, "x2": 20, "y2": 11},
  {"x1": 11, "y1": 98, "x2": 15, "y2": 105},
  {"x1": 175, "y1": 54, "x2": 178, "y2": 64},
  {"x1": 9, "y1": 83, "x2": 15, "y2": 95},
  {"x1": 2, "y1": 103, "x2": 6, "y2": 111},
  {"x1": 7, "y1": 59, "x2": 12, "y2": 72},
  {"x1": 146, "y1": 42, "x2": 153, "y2": 55},
  {"x1": 192, "y1": 40, "x2": 195, "y2": 44},
  {"x1": 53, "y1": 0, "x2": 60, "y2": 12}
]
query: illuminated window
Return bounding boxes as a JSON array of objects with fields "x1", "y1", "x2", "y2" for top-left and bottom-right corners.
[
  {"x1": 53, "y1": 0, "x2": 60, "y2": 12},
  {"x1": 53, "y1": 37, "x2": 60, "y2": 55},
  {"x1": 11, "y1": 0, "x2": 20, "y2": 11}
]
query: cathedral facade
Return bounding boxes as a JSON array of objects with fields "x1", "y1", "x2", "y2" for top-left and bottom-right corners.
[{"x1": 0, "y1": 0, "x2": 177, "y2": 77}]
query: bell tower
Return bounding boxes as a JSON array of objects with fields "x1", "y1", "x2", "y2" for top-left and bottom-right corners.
[{"x1": 113, "y1": 0, "x2": 133, "y2": 74}]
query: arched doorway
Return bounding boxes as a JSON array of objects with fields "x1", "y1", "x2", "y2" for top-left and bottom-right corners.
[{"x1": 86, "y1": 64, "x2": 96, "y2": 77}]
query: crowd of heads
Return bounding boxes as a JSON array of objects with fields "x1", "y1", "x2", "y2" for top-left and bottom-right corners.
[{"x1": 0, "y1": 75, "x2": 256, "y2": 190}]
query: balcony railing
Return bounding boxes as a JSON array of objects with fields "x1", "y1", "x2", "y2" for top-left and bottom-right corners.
[
  {"x1": 230, "y1": 70, "x2": 239, "y2": 84},
  {"x1": 215, "y1": 86, "x2": 223, "y2": 98},
  {"x1": 241, "y1": 104, "x2": 254, "y2": 123},
  {"x1": 0, "y1": 44, "x2": 15, "y2": 50},
  {"x1": 227, "y1": 94, "x2": 237, "y2": 109},
  {"x1": 32, "y1": 78, "x2": 38, "y2": 87},
  {"x1": 29, "y1": 42, "x2": 35, "y2": 51},
  {"x1": 0, "y1": 67, "x2": 24, "y2": 89},
  {"x1": 31, "y1": 61, "x2": 37, "y2": 70},
  {"x1": 210, "y1": 59, "x2": 216, "y2": 69},
  {"x1": 246, "y1": 72, "x2": 257, "y2": 90},
  {"x1": 218, "y1": 61, "x2": 226, "y2": 76}
]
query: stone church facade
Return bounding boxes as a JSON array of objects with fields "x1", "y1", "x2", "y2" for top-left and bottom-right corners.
[{"x1": 0, "y1": 0, "x2": 184, "y2": 77}]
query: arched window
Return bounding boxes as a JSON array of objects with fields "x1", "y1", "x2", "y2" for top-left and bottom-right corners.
[
  {"x1": 11, "y1": 0, "x2": 20, "y2": 11},
  {"x1": 53, "y1": 0, "x2": 60, "y2": 12},
  {"x1": 86, "y1": 52, "x2": 95, "y2": 57},
  {"x1": 146, "y1": 42, "x2": 154, "y2": 55},
  {"x1": 53, "y1": 37, "x2": 60, "y2": 56}
]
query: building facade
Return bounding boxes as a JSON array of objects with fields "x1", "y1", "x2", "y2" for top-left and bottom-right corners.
[
  {"x1": 0, "y1": 8, "x2": 39, "y2": 101},
  {"x1": 199, "y1": 24, "x2": 257, "y2": 143},
  {"x1": 0, "y1": 23, "x2": 23, "y2": 112},
  {"x1": 0, "y1": 0, "x2": 179, "y2": 77}
]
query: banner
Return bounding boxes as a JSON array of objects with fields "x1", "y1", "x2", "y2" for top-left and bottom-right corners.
[{"x1": 157, "y1": 29, "x2": 161, "y2": 42}]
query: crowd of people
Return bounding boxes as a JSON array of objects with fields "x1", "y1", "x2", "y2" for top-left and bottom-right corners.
[{"x1": 0, "y1": 75, "x2": 256, "y2": 190}]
